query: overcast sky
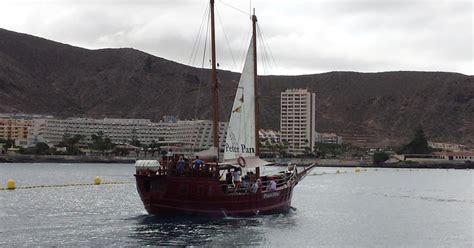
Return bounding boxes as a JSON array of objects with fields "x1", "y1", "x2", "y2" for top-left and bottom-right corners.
[{"x1": 1, "y1": 0, "x2": 472, "y2": 75}]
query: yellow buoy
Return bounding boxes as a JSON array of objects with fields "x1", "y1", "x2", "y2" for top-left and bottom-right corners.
[
  {"x1": 94, "y1": 176, "x2": 101, "y2": 185},
  {"x1": 7, "y1": 179, "x2": 16, "y2": 190},
  {"x1": 355, "y1": 167, "x2": 361, "y2": 173}
]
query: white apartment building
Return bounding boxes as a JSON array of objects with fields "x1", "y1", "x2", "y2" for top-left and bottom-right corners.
[
  {"x1": 41, "y1": 118, "x2": 164, "y2": 145},
  {"x1": 316, "y1": 132, "x2": 343, "y2": 145},
  {"x1": 169, "y1": 120, "x2": 228, "y2": 152},
  {"x1": 281, "y1": 88, "x2": 316, "y2": 155},
  {"x1": 23, "y1": 118, "x2": 48, "y2": 147},
  {"x1": 35, "y1": 117, "x2": 227, "y2": 152}
]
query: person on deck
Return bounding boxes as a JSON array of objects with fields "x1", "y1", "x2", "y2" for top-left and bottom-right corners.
[
  {"x1": 241, "y1": 176, "x2": 249, "y2": 192},
  {"x1": 269, "y1": 178, "x2": 277, "y2": 191},
  {"x1": 177, "y1": 157, "x2": 185, "y2": 175},
  {"x1": 166, "y1": 149, "x2": 173, "y2": 162},
  {"x1": 192, "y1": 156, "x2": 204, "y2": 174},
  {"x1": 251, "y1": 181, "x2": 258, "y2": 193},
  {"x1": 251, "y1": 179, "x2": 262, "y2": 193},
  {"x1": 232, "y1": 168, "x2": 242, "y2": 189},
  {"x1": 225, "y1": 169, "x2": 233, "y2": 185}
]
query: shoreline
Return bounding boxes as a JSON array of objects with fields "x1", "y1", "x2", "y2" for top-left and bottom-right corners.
[
  {"x1": 1, "y1": 155, "x2": 472, "y2": 169},
  {"x1": 0, "y1": 154, "x2": 137, "y2": 164},
  {"x1": 309, "y1": 163, "x2": 473, "y2": 170},
  {"x1": 0, "y1": 154, "x2": 474, "y2": 169},
  {"x1": 272, "y1": 158, "x2": 473, "y2": 170}
]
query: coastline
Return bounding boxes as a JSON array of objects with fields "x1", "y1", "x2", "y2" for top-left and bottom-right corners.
[
  {"x1": 1, "y1": 155, "x2": 472, "y2": 169},
  {"x1": 0, "y1": 154, "x2": 137, "y2": 164},
  {"x1": 271, "y1": 158, "x2": 473, "y2": 170}
]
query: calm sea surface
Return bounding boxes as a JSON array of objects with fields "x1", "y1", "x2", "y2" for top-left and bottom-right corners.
[{"x1": 0, "y1": 163, "x2": 472, "y2": 247}]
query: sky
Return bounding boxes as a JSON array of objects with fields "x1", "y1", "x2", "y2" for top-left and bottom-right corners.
[{"x1": 1, "y1": 0, "x2": 472, "y2": 75}]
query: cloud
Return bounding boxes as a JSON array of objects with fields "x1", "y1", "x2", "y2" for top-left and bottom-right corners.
[
  {"x1": 254, "y1": 0, "x2": 473, "y2": 74},
  {"x1": 0, "y1": 0, "x2": 472, "y2": 75}
]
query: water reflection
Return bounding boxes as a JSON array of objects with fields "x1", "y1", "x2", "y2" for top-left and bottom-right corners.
[{"x1": 129, "y1": 211, "x2": 298, "y2": 246}]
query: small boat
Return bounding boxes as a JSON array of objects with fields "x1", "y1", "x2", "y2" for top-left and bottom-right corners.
[{"x1": 134, "y1": 0, "x2": 316, "y2": 217}]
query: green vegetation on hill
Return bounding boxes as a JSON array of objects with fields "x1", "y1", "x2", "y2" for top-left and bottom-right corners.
[
  {"x1": 373, "y1": 152, "x2": 389, "y2": 165},
  {"x1": 397, "y1": 127, "x2": 432, "y2": 154}
]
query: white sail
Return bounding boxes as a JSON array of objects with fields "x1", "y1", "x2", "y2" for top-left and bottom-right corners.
[{"x1": 223, "y1": 39, "x2": 256, "y2": 160}]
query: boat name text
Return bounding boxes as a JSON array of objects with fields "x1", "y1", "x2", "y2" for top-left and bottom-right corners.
[
  {"x1": 225, "y1": 143, "x2": 255, "y2": 154},
  {"x1": 262, "y1": 191, "x2": 280, "y2": 199}
]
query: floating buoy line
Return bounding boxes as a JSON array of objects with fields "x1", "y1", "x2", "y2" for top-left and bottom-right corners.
[
  {"x1": 309, "y1": 167, "x2": 370, "y2": 176},
  {"x1": 0, "y1": 177, "x2": 133, "y2": 191}
]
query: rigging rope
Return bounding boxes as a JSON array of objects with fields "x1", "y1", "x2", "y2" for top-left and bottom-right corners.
[
  {"x1": 201, "y1": 13, "x2": 210, "y2": 69},
  {"x1": 218, "y1": 0, "x2": 250, "y2": 16},
  {"x1": 257, "y1": 24, "x2": 277, "y2": 75},
  {"x1": 257, "y1": 33, "x2": 269, "y2": 75},
  {"x1": 185, "y1": 3, "x2": 211, "y2": 120},
  {"x1": 216, "y1": 7, "x2": 238, "y2": 70},
  {"x1": 194, "y1": 6, "x2": 212, "y2": 119},
  {"x1": 255, "y1": 23, "x2": 279, "y2": 131},
  {"x1": 238, "y1": 24, "x2": 252, "y2": 72},
  {"x1": 178, "y1": 4, "x2": 209, "y2": 119},
  {"x1": 194, "y1": 18, "x2": 211, "y2": 119},
  {"x1": 257, "y1": 24, "x2": 278, "y2": 69},
  {"x1": 187, "y1": 2, "x2": 279, "y2": 123},
  {"x1": 189, "y1": 4, "x2": 210, "y2": 66}
]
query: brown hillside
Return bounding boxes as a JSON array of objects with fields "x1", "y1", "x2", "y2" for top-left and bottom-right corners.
[{"x1": 0, "y1": 28, "x2": 472, "y2": 147}]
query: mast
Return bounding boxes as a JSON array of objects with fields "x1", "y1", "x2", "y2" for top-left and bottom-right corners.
[
  {"x1": 252, "y1": 10, "x2": 259, "y2": 156},
  {"x1": 210, "y1": 0, "x2": 219, "y2": 156}
]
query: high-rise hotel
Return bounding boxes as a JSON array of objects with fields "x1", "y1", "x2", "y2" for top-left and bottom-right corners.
[{"x1": 280, "y1": 89, "x2": 316, "y2": 155}]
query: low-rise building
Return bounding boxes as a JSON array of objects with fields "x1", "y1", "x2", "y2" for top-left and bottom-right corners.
[
  {"x1": 0, "y1": 118, "x2": 33, "y2": 140},
  {"x1": 259, "y1": 129, "x2": 280, "y2": 144},
  {"x1": 390, "y1": 152, "x2": 474, "y2": 163},
  {"x1": 316, "y1": 132, "x2": 343, "y2": 145},
  {"x1": 428, "y1": 142, "x2": 466, "y2": 152},
  {"x1": 433, "y1": 151, "x2": 474, "y2": 161},
  {"x1": 259, "y1": 129, "x2": 282, "y2": 157}
]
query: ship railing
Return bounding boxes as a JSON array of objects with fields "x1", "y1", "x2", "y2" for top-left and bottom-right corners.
[
  {"x1": 156, "y1": 159, "x2": 220, "y2": 178},
  {"x1": 272, "y1": 170, "x2": 298, "y2": 188},
  {"x1": 222, "y1": 169, "x2": 297, "y2": 195}
]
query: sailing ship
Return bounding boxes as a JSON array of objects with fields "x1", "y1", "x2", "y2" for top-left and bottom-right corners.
[{"x1": 134, "y1": 0, "x2": 316, "y2": 217}]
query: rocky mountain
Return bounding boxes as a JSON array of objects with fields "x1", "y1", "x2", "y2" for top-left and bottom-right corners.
[{"x1": 0, "y1": 28, "x2": 473, "y2": 147}]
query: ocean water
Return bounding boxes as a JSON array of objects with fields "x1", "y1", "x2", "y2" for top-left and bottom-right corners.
[{"x1": 0, "y1": 163, "x2": 472, "y2": 247}]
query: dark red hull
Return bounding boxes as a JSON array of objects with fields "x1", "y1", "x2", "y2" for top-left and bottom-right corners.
[
  {"x1": 135, "y1": 175, "x2": 293, "y2": 217},
  {"x1": 134, "y1": 164, "x2": 316, "y2": 217}
]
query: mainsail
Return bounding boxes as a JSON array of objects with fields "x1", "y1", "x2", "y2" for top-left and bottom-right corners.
[{"x1": 223, "y1": 38, "x2": 256, "y2": 161}]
